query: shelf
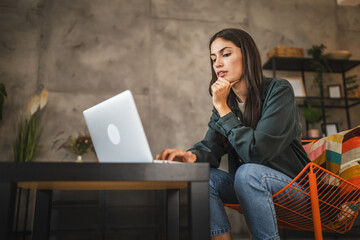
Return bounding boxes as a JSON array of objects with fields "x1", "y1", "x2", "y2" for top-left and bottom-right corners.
[
  {"x1": 295, "y1": 97, "x2": 360, "y2": 108},
  {"x1": 262, "y1": 56, "x2": 360, "y2": 131},
  {"x1": 263, "y1": 57, "x2": 360, "y2": 73}
]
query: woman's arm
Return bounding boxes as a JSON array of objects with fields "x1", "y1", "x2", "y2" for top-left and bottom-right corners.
[
  {"x1": 188, "y1": 111, "x2": 228, "y2": 168},
  {"x1": 157, "y1": 112, "x2": 228, "y2": 167}
]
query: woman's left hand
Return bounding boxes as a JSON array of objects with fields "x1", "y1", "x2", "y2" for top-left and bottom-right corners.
[{"x1": 211, "y1": 78, "x2": 237, "y2": 117}]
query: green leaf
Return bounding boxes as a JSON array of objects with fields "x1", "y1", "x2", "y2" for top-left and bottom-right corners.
[
  {"x1": 347, "y1": 85, "x2": 358, "y2": 91},
  {"x1": 345, "y1": 74, "x2": 359, "y2": 91},
  {"x1": 304, "y1": 104, "x2": 322, "y2": 126},
  {"x1": 13, "y1": 112, "x2": 43, "y2": 162}
]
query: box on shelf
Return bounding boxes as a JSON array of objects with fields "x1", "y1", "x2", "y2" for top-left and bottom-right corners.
[{"x1": 267, "y1": 45, "x2": 304, "y2": 60}]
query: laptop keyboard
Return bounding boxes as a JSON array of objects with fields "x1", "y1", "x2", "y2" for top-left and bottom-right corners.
[{"x1": 153, "y1": 160, "x2": 184, "y2": 164}]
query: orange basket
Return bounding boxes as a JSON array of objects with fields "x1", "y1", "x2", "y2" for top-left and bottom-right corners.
[{"x1": 225, "y1": 162, "x2": 360, "y2": 240}]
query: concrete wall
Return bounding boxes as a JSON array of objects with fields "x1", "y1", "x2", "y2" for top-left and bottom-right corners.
[
  {"x1": 1, "y1": 0, "x2": 360, "y2": 162},
  {"x1": 1, "y1": 0, "x2": 360, "y2": 238}
]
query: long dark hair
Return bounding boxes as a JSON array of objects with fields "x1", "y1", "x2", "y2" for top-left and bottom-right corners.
[{"x1": 209, "y1": 28, "x2": 263, "y2": 129}]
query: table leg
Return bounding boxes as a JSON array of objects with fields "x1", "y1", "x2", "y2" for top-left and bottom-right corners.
[
  {"x1": 32, "y1": 190, "x2": 53, "y2": 240},
  {"x1": 155, "y1": 190, "x2": 166, "y2": 240},
  {"x1": 188, "y1": 182, "x2": 210, "y2": 240},
  {"x1": 98, "y1": 190, "x2": 107, "y2": 240},
  {"x1": 0, "y1": 183, "x2": 16, "y2": 240},
  {"x1": 166, "y1": 189, "x2": 179, "y2": 240}
]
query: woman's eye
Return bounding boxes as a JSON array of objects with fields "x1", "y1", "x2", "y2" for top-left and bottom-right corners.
[
  {"x1": 223, "y1": 53, "x2": 231, "y2": 57},
  {"x1": 211, "y1": 59, "x2": 216, "y2": 63}
]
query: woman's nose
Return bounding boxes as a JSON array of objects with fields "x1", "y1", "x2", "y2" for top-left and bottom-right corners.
[{"x1": 215, "y1": 59, "x2": 223, "y2": 68}]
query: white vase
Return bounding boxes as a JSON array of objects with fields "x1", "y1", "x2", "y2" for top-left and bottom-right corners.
[{"x1": 75, "y1": 155, "x2": 83, "y2": 162}]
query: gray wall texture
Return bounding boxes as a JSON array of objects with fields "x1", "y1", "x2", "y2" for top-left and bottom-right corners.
[
  {"x1": 1, "y1": 0, "x2": 360, "y2": 162},
  {"x1": 1, "y1": 0, "x2": 359, "y2": 163},
  {"x1": 0, "y1": 0, "x2": 360, "y2": 238}
]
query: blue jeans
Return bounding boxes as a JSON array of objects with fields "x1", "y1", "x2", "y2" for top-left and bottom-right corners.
[{"x1": 209, "y1": 163, "x2": 306, "y2": 240}]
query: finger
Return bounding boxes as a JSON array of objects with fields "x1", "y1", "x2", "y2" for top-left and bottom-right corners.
[
  {"x1": 158, "y1": 149, "x2": 166, "y2": 160},
  {"x1": 217, "y1": 78, "x2": 231, "y2": 87},
  {"x1": 216, "y1": 79, "x2": 227, "y2": 85},
  {"x1": 173, "y1": 156, "x2": 184, "y2": 162},
  {"x1": 168, "y1": 150, "x2": 184, "y2": 161},
  {"x1": 157, "y1": 150, "x2": 164, "y2": 160},
  {"x1": 167, "y1": 151, "x2": 179, "y2": 161},
  {"x1": 216, "y1": 81, "x2": 231, "y2": 90},
  {"x1": 157, "y1": 149, "x2": 167, "y2": 160},
  {"x1": 212, "y1": 82, "x2": 224, "y2": 92},
  {"x1": 217, "y1": 78, "x2": 228, "y2": 84},
  {"x1": 212, "y1": 82, "x2": 221, "y2": 88},
  {"x1": 159, "y1": 149, "x2": 172, "y2": 160},
  {"x1": 211, "y1": 87, "x2": 220, "y2": 97},
  {"x1": 211, "y1": 84, "x2": 219, "y2": 94}
]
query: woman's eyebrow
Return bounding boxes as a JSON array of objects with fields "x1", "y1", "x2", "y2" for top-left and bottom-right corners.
[{"x1": 210, "y1": 47, "x2": 232, "y2": 56}]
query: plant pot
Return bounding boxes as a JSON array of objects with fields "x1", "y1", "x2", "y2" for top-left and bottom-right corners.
[{"x1": 307, "y1": 129, "x2": 320, "y2": 139}]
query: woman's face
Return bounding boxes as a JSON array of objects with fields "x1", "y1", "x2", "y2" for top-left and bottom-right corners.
[{"x1": 210, "y1": 38, "x2": 243, "y2": 84}]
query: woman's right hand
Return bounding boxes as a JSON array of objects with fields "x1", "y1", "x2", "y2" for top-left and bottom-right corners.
[
  {"x1": 157, "y1": 149, "x2": 197, "y2": 163},
  {"x1": 211, "y1": 77, "x2": 237, "y2": 117}
]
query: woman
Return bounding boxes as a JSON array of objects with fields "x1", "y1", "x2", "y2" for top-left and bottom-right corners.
[{"x1": 157, "y1": 28, "x2": 310, "y2": 240}]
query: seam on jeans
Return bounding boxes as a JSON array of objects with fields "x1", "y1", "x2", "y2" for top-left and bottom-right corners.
[
  {"x1": 260, "y1": 175, "x2": 284, "y2": 233},
  {"x1": 266, "y1": 190, "x2": 277, "y2": 231},
  {"x1": 261, "y1": 174, "x2": 291, "y2": 185}
]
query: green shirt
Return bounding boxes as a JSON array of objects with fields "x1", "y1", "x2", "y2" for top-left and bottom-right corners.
[{"x1": 189, "y1": 77, "x2": 310, "y2": 179}]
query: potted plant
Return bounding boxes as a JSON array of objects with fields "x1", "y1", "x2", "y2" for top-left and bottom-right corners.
[
  {"x1": 53, "y1": 132, "x2": 94, "y2": 162},
  {"x1": 13, "y1": 90, "x2": 48, "y2": 162},
  {"x1": 0, "y1": 83, "x2": 6, "y2": 121},
  {"x1": 307, "y1": 44, "x2": 332, "y2": 136},
  {"x1": 304, "y1": 103, "x2": 323, "y2": 138},
  {"x1": 307, "y1": 44, "x2": 331, "y2": 98}
]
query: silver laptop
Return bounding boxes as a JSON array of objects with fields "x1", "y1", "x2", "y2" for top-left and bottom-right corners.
[{"x1": 83, "y1": 90, "x2": 174, "y2": 163}]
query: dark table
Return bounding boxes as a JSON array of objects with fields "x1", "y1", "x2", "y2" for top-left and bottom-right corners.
[{"x1": 0, "y1": 162, "x2": 210, "y2": 240}]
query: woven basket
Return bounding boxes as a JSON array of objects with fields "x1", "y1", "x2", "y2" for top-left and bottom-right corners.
[{"x1": 267, "y1": 45, "x2": 304, "y2": 60}]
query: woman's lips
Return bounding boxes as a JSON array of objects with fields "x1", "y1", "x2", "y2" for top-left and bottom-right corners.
[{"x1": 217, "y1": 71, "x2": 227, "y2": 77}]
